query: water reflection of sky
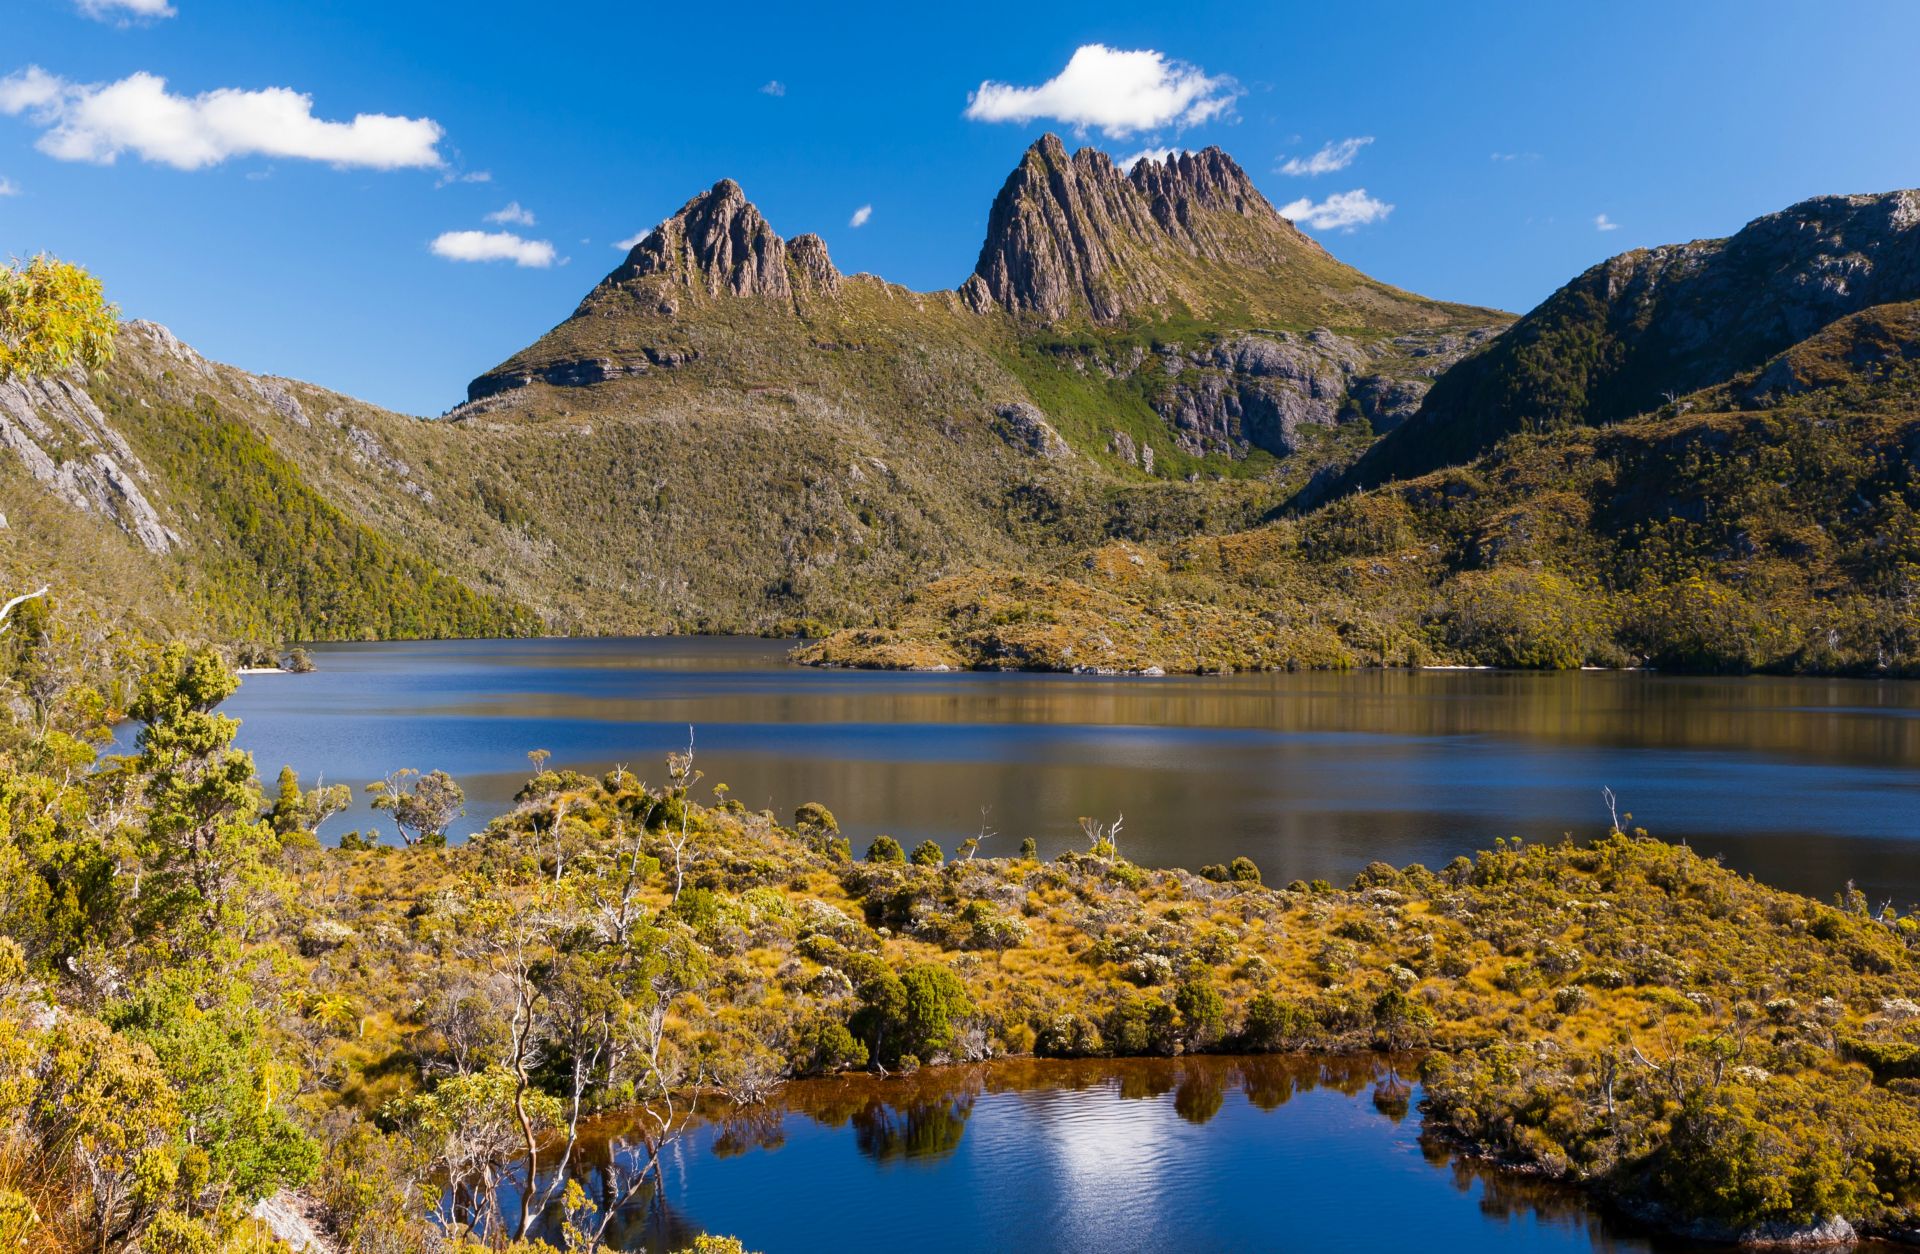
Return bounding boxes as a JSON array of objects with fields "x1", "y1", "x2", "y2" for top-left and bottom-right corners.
[
  {"x1": 596, "y1": 1060, "x2": 1678, "y2": 1254},
  {"x1": 189, "y1": 637, "x2": 1920, "y2": 902}
]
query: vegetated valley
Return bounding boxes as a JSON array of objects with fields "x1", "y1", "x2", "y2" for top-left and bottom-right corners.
[{"x1": 5, "y1": 143, "x2": 1920, "y2": 1252}]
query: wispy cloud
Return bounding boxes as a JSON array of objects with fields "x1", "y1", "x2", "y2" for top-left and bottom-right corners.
[
  {"x1": 430, "y1": 229, "x2": 556, "y2": 268},
  {"x1": 1277, "y1": 136, "x2": 1371, "y2": 177},
  {"x1": 613, "y1": 229, "x2": 649, "y2": 250},
  {"x1": 0, "y1": 65, "x2": 443, "y2": 170},
  {"x1": 1595, "y1": 213, "x2": 1620, "y2": 232},
  {"x1": 759, "y1": 80, "x2": 786, "y2": 97},
  {"x1": 0, "y1": 177, "x2": 17, "y2": 197},
  {"x1": 964, "y1": 44, "x2": 1238, "y2": 138},
  {"x1": 848, "y1": 204, "x2": 872, "y2": 228},
  {"x1": 1279, "y1": 188, "x2": 1392, "y2": 232},
  {"x1": 76, "y1": 0, "x2": 175, "y2": 22},
  {"x1": 1490, "y1": 151, "x2": 1540, "y2": 163},
  {"x1": 1116, "y1": 146, "x2": 1185, "y2": 172},
  {"x1": 485, "y1": 200, "x2": 535, "y2": 226}
]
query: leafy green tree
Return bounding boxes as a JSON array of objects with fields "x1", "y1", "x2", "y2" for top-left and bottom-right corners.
[
  {"x1": 365, "y1": 768, "x2": 464, "y2": 847},
  {"x1": 898, "y1": 963, "x2": 972, "y2": 1060},
  {"x1": 107, "y1": 969, "x2": 319, "y2": 1203},
  {"x1": 1174, "y1": 975, "x2": 1227, "y2": 1049},
  {"x1": 909, "y1": 839, "x2": 945, "y2": 867},
  {"x1": 130, "y1": 646, "x2": 279, "y2": 935},
  {"x1": 865, "y1": 835, "x2": 905, "y2": 864}
]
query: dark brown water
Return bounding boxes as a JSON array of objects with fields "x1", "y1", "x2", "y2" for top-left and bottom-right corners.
[{"x1": 216, "y1": 636, "x2": 1920, "y2": 903}]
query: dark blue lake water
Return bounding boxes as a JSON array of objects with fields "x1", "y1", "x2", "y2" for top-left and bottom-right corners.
[
  {"x1": 530, "y1": 1057, "x2": 1886, "y2": 1253},
  {"x1": 213, "y1": 636, "x2": 1920, "y2": 903}
]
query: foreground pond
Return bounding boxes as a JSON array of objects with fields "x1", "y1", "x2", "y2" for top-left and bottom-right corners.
[
  {"x1": 218, "y1": 637, "x2": 1920, "y2": 902},
  {"x1": 504, "y1": 1057, "x2": 1901, "y2": 1253}
]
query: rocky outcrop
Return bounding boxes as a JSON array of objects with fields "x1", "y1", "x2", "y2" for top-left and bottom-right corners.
[
  {"x1": 469, "y1": 184, "x2": 843, "y2": 401},
  {"x1": 597, "y1": 182, "x2": 844, "y2": 307},
  {"x1": 992, "y1": 402, "x2": 1072, "y2": 460},
  {"x1": 1339, "y1": 187, "x2": 1920, "y2": 492},
  {"x1": 611, "y1": 179, "x2": 795, "y2": 300},
  {"x1": 963, "y1": 135, "x2": 1319, "y2": 322},
  {"x1": 786, "y1": 233, "x2": 841, "y2": 298},
  {"x1": 1146, "y1": 328, "x2": 1493, "y2": 458},
  {"x1": 0, "y1": 370, "x2": 180, "y2": 553}
]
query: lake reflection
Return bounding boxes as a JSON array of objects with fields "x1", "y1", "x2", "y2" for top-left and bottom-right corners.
[
  {"x1": 213, "y1": 637, "x2": 1920, "y2": 901},
  {"x1": 530, "y1": 1057, "x2": 1699, "y2": 1253}
]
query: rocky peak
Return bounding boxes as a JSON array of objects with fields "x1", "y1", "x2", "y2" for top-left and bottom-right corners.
[
  {"x1": 785, "y1": 232, "x2": 841, "y2": 297},
  {"x1": 1128, "y1": 147, "x2": 1270, "y2": 229},
  {"x1": 610, "y1": 179, "x2": 825, "y2": 302},
  {"x1": 963, "y1": 134, "x2": 1314, "y2": 322}
]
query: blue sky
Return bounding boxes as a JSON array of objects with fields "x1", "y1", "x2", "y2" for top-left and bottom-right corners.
[{"x1": 3, "y1": 0, "x2": 1918, "y2": 414}]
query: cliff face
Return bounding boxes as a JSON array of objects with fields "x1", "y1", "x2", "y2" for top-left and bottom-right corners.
[
  {"x1": 1337, "y1": 189, "x2": 1920, "y2": 492},
  {"x1": 604, "y1": 179, "x2": 840, "y2": 303},
  {"x1": 960, "y1": 136, "x2": 1324, "y2": 322}
]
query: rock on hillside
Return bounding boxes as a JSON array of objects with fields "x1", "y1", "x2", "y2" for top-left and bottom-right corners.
[{"x1": 0, "y1": 332, "x2": 181, "y2": 556}]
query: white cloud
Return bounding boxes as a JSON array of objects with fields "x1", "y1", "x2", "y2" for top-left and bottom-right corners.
[
  {"x1": 963, "y1": 44, "x2": 1238, "y2": 138},
  {"x1": 430, "y1": 229, "x2": 556, "y2": 268},
  {"x1": 1490, "y1": 151, "x2": 1540, "y2": 163},
  {"x1": 0, "y1": 177, "x2": 17, "y2": 197},
  {"x1": 0, "y1": 66, "x2": 443, "y2": 170},
  {"x1": 613, "y1": 229, "x2": 648, "y2": 250},
  {"x1": 1595, "y1": 213, "x2": 1620, "y2": 232},
  {"x1": 1117, "y1": 146, "x2": 1185, "y2": 172},
  {"x1": 435, "y1": 168, "x2": 490, "y2": 187},
  {"x1": 848, "y1": 203, "x2": 872, "y2": 228},
  {"x1": 1279, "y1": 188, "x2": 1393, "y2": 232},
  {"x1": 760, "y1": 80, "x2": 786, "y2": 97},
  {"x1": 485, "y1": 200, "x2": 535, "y2": 226},
  {"x1": 77, "y1": 0, "x2": 175, "y2": 21},
  {"x1": 1278, "y1": 136, "x2": 1371, "y2": 177}
]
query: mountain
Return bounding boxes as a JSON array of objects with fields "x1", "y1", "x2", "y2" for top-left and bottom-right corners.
[
  {"x1": 2, "y1": 136, "x2": 1502, "y2": 643},
  {"x1": 0, "y1": 321, "x2": 539, "y2": 644},
  {"x1": 809, "y1": 336, "x2": 1920, "y2": 677},
  {"x1": 1330, "y1": 188, "x2": 1920, "y2": 494},
  {"x1": 956, "y1": 135, "x2": 1473, "y2": 330},
  {"x1": 8, "y1": 151, "x2": 1920, "y2": 676}
]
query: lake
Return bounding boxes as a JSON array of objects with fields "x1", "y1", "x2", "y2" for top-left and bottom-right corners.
[
  {"x1": 218, "y1": 636, "x2": 1920, "y2": 904},
  {"x1": 513, "y1": 1056, "x2": 1904, "y2": 1253}
]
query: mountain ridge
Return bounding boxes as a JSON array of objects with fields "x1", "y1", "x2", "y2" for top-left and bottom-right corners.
[
  {"x1": 1325, "y1": 186, "x2": 1920, "y2": 496},
  {"x1": 17, "y1": 150, "x2": 1920, "y2": 677}
]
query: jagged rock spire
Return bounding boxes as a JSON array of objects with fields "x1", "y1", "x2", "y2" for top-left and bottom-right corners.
[
  {"x1": 961, "y1": 134, "x2": 1310, "y2": 322},
  {"x1": 609, "y1": 179, "x2": 840, "y2": 302}
]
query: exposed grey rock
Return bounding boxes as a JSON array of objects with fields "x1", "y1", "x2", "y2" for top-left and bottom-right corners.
[
  {"x1": 344, "y1": 425, "x2": 434, "y2": 504},
  {"x1": 0, "y1": 372, "x2": 180, "y2": 553},
  {"x1": 247, "y1": 376, "x2": 311, "y2": 428},
  {"x1": 617, "y1": 179, "x2": 793, "y2": 300},
  {"x1": 993, "y1": 402, "x2": 1072, "y2": 460},
  {"x1": 967, "y1": 135, "x2": 1307, "y2": 321},
  {"x1": 250, "y1": 1191, "x2": 335, "y2": 1253},
  {"x1": 124, "y1": 319, "x2": 212, "y2": 377},
  {"x1": 1135, "y1": 327, "x2": 1492, "y2": 458},
  {"x1": 786, "y1": 232, "x2": 842, "y2": 298}
]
